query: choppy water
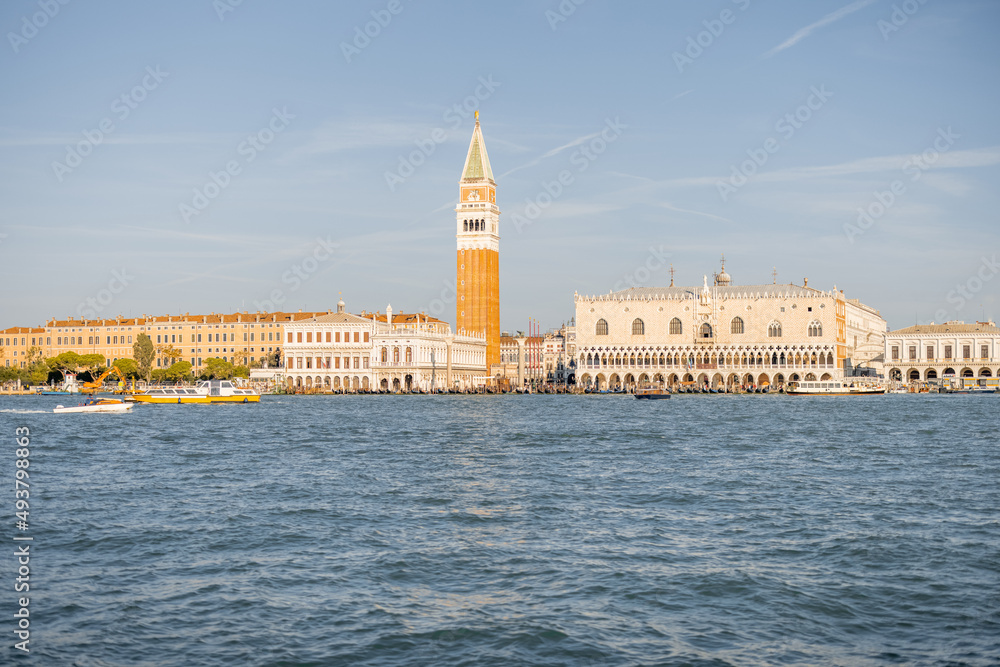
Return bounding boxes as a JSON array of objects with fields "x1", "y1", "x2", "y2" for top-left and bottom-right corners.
[{"x1": 3, "y1": 394, "x2": 999, "y2": 666}]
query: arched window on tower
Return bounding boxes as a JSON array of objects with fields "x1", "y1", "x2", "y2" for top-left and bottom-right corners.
[
  {"x1": 731, "y1": 317, "x2": 744, "y2": 334},
  {"x1": 768, "y1": 321, "x2": 782, "y2": 338},
  {"x1": 632, "y1": 318, "x2": 644, "y2": 335},
  {"x1": 669, "y1": 318, "x2": 682, "y2": 335},
  {"x1": 463, "y1": 220, "x2": 468, "y2": 231},
  {"x1": 596, "y1": 319, "x2": 608, "y2": 336}
]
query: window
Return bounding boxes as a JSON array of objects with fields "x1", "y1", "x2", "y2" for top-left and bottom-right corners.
[
  {"x1": 354, "y1": 356, "x2": 360, "y2": 369},
  {"x1": 198, "y1": 334, "x2": 202, "y2": 343},
  {"x1": 405, "y1": 347, "x2": 412, "y2": 363},
  {"x1": 963, "y1": 345, "x2": 970, "y2": 359},
  {"x1": 944, "y1": 345, "x2": 952, "y2": 359},
  {"x1": 157, "y1": 335, "x2": 162, "y2": 344},
  {"x1": 632, "y1": 319, "x2": 644, "y2": 335},
  {"x1": 297, "y1": 332, "x2": 302, "y2": 343},
  {"x1": 326, "y1": 332, "x2": 331, "y2": 343},
  {"x1": 335, "y1": 332, "x2": 341, "y2": 342},
  {"x1": 306, "y1": 332, "x2": 312, "y2": 343},
  {"x1": 983, "y1": 345, "x2": 989, "y2": 359},
  {"x1": 287, "y1": 332, "x2": 293, "y2": 343},
  {"x1": 669, "y1": 318, "x2": 682, "y2": 335},
  {"x1": 808, "y1": 321, "x2": 822, "y2": 337},
  {"x1": 364, "y1": 332, "x2": 370, "y2": 342},
  {"x1": 768, "y1": 321, "x2": 782, "y2": 338},
  {"x1": 354, "y1": 332, "x2": 360, "y2": 343},
  {"x1": 891, "y1": 346, "x2": 899, "y2": 360},
  {"x1": 596, "y1": 319, "x2": 608, "y2": 336},
  {"x1": 381, "y1": 347, "x2": 388, "y2": 363},
  {"x1": 699, "y1": 323, "x2": 712, "y2": 338},
  {"x1": 731, "y1": 317, "x2": 744, "y2": 334},
  {"x1": 926, "y1": 346, "x2": 933, "y2": 360},
  {"x1": 909, "y1": 346, "x2": 916, "y2": 360},
  {"x1": 393, "y1": 347, "x2": 400, "y2": 363}
]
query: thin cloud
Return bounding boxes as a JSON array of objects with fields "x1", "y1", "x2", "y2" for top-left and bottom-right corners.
[
  {"x1": 762, "y1": 0, "x2": 877, "y2": 59},
  {"x1": 498, "y1": 131, "x2": 602, "y2": 178}
]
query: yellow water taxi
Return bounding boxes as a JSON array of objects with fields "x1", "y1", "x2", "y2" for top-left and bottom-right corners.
[{"x1": 132, "y1": 380, "x2": 260, "y2": 404}]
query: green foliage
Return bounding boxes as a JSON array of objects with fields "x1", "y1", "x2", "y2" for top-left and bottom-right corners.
[
  {"x1": 164, "y1": 361, "x2": 192, "y2": 382},
  {"x1": 201, "y1": 357, "x2": 234, "y2": 380},
  {"x1": 133, "y1": 334, "x2": 155, "y2": 382},
  {"x1": 24, "y1": 360, "x2": 50, "y2": 386},
  {"x1": 114, "y1": 358, "x2": 140, "y2": 379},
  {"x1": 232, "y1": 365, "x2": 250, "y2": 379},
  {"x1": 48, "y1": 351, "x2": 83, "y2": 376},
  {"x1": 0, "y1": 366, "x2": 19, "y2": 384}
]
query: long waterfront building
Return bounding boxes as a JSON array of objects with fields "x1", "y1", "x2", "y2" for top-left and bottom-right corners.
[{"x1": 574, "y1": 263, "x2": 887, "y2": 391}]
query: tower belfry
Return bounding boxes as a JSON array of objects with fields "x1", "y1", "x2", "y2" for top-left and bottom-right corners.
[{"x1": 456, "y1": 112, "x2": 500, "y2": 370}]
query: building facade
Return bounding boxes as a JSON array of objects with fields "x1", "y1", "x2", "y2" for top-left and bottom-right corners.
[
  {"x1": 282, "y1": 301, "x2": 487, "y2": 392},
  {"x1": 32, "y1": 310, "x2": 325, "y2": 372},
  {"x1": 575, "y1": 265, "x2": 886, "y2": 391},
  {"x1": 884, "y1": 321, "x2": 999, "y2": 382},
  {"x1": 456, "y1": 112, "x2": 501, "y2": 371},
  {"x1": 0, "y1": 327, "x2": 46, "y2": 369}
]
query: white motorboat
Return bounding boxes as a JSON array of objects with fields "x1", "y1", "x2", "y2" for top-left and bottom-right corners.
[{"x1": 54, "y1": 398, "x2": 133, "y2": 413}]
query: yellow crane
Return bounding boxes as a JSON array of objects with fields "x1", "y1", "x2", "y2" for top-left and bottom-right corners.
[{"x1": 80, "y1": 365, "x2": 128, "y2": 394}]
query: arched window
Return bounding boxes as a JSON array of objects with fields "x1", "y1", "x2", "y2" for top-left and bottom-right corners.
[
  {"x1": 808, "y1": 321, "x2": 822, "y2": 337},
  {"x1": 669, "y1": 318, "x2": 682, "y2": 335},
  {"x1": 768, "y1": 321, "x2": 782, "y2": 338},
  {"x1": 405, "y1": 347, "x2": 412, "y2": 363},
  {"x1": 393, "y1": 347, "x2": 400, "y2": 363},
  {"x1": 632, "y1": 318, "x2": 645, "y2": 335},
  {"x1": 380, "y1": 347, "x2": 387, "y2": 363},
  {"x1": 700, "y1": 323, "x2": 713, "y2": 339},
  {"x1": 596, "y1": 319, "x2": 608, "y2": 336},
  {"x1": 463, "y1": 220, "x2": 468, "y2": 231},
  {"x1": 731, "y1": 317, "x2": 744, "y2": 334}
]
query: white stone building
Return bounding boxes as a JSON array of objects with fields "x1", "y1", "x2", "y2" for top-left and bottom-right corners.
[
  {"x1": 575, "y1": 264, "x2": 886, "y2": 391},
  {"x1": 282, "y1": 300, "x2": 487, "y2": 392},
  {"x1": 884, "y1": 320, "x2": 999, "y2": 382}
]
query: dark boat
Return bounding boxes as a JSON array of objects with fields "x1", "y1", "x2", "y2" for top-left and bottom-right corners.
[{"x1": 635, "y1": 387, "x2": 671, "y2": 400}]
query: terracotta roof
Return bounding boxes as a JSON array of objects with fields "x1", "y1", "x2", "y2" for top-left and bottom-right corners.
[
  {"x1": 0, "y1": 327, "x2": 45, "y2": 334},
  {"x1": 43, "y1": 311, "x2": 328, "y2": 328},
  {"x1": 890, "y1": 322, "x2": 1000, "y2": 335},
  {"x1": 295, "y1": 312, "x2": 374, "y2": 325}
]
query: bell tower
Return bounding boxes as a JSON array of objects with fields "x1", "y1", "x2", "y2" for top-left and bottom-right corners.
[{"x1": 456, "y1": 111, "x2": 500, "y2": 370}]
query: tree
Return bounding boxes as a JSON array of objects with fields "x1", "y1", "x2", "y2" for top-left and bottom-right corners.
[
  {"x1": 134, "y1": 334, "x2": 154, "y2": 382},
  {"x1": 115, "y1": 358, "x2": 140, "y2": 380},
  {"x1": 164, "y1": 361, "x2": 192, "y2": 382},
  {"x1": 23, "y1": 360, "x2": 49, "y2": 386},
  {"x1": 48, "y1": 351, "x2": 83, "y2": 379},
  {"x1": 201, "y1": 357, "x2": 234, "y2": 380},
  {"x1": 232, "y1": 365, "x2": 250, "y2": 379},
  {"x1": 160, "y1": 344, "x2": 182, "y2": 367},
  {"x1": 78, "y1": 353, "x2": 107, "y2": 381}
]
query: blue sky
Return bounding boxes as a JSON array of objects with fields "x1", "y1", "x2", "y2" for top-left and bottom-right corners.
[{"x1": 1, "y1": 0, "x2": 998, "y2": 332}]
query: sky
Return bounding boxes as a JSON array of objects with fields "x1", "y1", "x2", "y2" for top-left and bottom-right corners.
[{"x1": 1, "y1": 0, "x2": 998, "y2": 333}]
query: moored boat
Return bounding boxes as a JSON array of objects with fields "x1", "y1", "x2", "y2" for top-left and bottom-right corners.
[
  {"x1": 132, "y1": 379, "x2": 260, "y2": 404},
  {"x1": 54, "y1": 398, "x2": 132, "y2": 413},
  {"x1": 786, "y1": 380, "x2": 886, "y2": 396},
  {"x1": 635, "y1": 387, "x2": 671, "y2": 400}
]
